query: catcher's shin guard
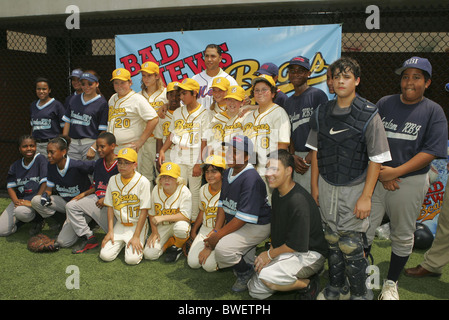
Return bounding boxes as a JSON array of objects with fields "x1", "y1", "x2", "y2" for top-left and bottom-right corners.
[
  {"x1": 324, "y1": 227, "x2": 346, "y2": 288},
  {"x1": 339, "y1": 231, "x2": 371, "y2": 299}
]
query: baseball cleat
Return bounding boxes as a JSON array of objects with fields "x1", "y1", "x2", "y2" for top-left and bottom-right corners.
[{"x1": 72, "y1": 235, "x2": 99, "y2": 254}]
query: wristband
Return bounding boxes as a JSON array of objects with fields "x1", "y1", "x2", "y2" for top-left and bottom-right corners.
[
  {"x1": 267, "y1": 249, "x2": 273, "y2": 261},
  {"x1": 304, "y1": 162, "x2": 311, "y2": 167},
  {"x1": 90, "y1": 146, "x2": 97, "y2": 153}
]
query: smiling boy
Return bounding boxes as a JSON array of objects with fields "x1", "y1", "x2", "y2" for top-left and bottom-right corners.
[
  {"x1": 365, "y1": 57, "x2": 448, "y2": 300},
  {"x1": 306, "y1": 57, "x2": 391, "y2": 300}
]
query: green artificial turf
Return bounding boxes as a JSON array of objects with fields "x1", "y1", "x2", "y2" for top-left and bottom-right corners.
[{"x1": 0, "y1": 197, "x2": 448, "y2": 300}]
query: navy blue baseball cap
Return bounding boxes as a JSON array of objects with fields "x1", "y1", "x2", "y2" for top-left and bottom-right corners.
[
  {"x1": 68, "y1": 69, "x2": 83, "y2": 79},
  {"x1": 223, "y1": 135, "x2": 254, "y2": 155},
  {"x1": 80, "y1": 72, "x2": 99, "y2": 83},
  {"x1": 287, "y1": 56, "x2": 311, "y2": 70},
  {"x1": 395, "y1": 56, "x2": 432, "y2": 77},
  {"x1": 254, "y1": 63, "x2": 279, "y2": 77}
]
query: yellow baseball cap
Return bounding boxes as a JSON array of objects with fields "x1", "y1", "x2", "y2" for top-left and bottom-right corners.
[
  {"x1": 203, "y1": 154, "x2": 226, "y2": 169},
  {"x1": 159, "y1": 162, "x2": 181, "y2": 179},
  {"x1": 224, "y1": 85, "x2": 246, "y2": 102},
  {"x1": 166, "y1": 81, "x2": 180, "y2": 93},
  {"x1": 251, "y1": 74, "x2": 276, "y2": 88},
  {"x1": 111, "y1": 68, "x2": 131, "y2": 81},
  {"x1": 211, "y1": 77, "x2": 230, "y2": 91},
  {"x1": 115, "y1": 148, "x2": 138, "y2": 163},
  {"x1": 177, "y1": 78, "x2": 200, "y2": 94},
  {"x1": 140, "y1": 61, "x2": 159, "y2": 74}
]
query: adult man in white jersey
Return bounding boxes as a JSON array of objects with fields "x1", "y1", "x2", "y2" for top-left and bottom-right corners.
[{"x1": 192, "y1": 44, "x2": 238, "y2": 111}]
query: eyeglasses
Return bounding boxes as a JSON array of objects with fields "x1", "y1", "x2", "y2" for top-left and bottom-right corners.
[{"x1": 254, "y1": 88, "x2": 270, "y2": 94}]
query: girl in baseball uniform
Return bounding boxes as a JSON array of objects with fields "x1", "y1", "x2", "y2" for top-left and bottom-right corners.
[
  {"x1": 107, "y1": 68, "x2": 159, "y2": 184},
  {"x1": 158, "y1": 78, "x2": 209, "y2": 222},
  {"x1": 65, "y1": 132, "x2": 118, "y2": 254},
  {"x1": 100, "y1": 148, "x2": 152, "y2": 265},
  {"x1": 139, "y1": 61, "x2": 168, "y2": 187},
  {"x1": 0, "y1": 135, "x2": 48, "y2": 236},
  {"x1": 62, "y1": 70, "x2": 108, "y2": 161},
  {"x1": 365, "y1": 57, "x2": 448, "y2": 300},
  {"x1": 242, "y1": 74, "x2": 291, "y2": 198},
  {"x1": 30, "y1": 135, "x2": 95, "y2": 247},
  {"x1": 144, "y1": 162, "x2": 192, "y2": 263},
  {"x1": 187, "y1": 155, "x2": 226, "y2": 272},
  {"x1": 30, "y1": 77, "x2": 65, "y2": 157}
]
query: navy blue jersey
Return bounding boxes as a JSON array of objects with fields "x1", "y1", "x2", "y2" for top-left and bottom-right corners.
[
  {"x1": 6, "y1": 153, "x2": 48, "y2": 200},
  {"x1": 62, "y1": 94, "x2": 108, "y2": 139},
  {"x1": 30, "y1": 98, "x2": 65, "y2": 141},
  {"x1": 63, "y1": 93, "x2": 80, "y2": 111},
  {"x1": 275, "y1": 90, "x2": 288, "y2": 108},
  {"x1": 46, "y1": 157, "x2": 95, "y2": 201},
  {"x1": 285, "y1": 87, "x2": 328, "y2": 152},
  {"x1": 377, "y1": 94, "x2": 448, "y2": 177},
  {"x1": 93, "y1": 158, "x2": 118, "y2": 198},
  {"x1": 218, "y1": 164, "x2": 270, "y2": 225}
]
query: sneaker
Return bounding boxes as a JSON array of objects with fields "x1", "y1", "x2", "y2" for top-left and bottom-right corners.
[
  {"x1": 317, "y1": 278, "x2": 350, "y2": 300},
  {"x1": 72, "y1": 235, "x2": 99, "y2": 254},
  {"x1": 378, "y1": 280, "x2": 399, "y2": 300},
  {"x1": 296, "y1": 274, "x2": 320, "y2": 300},
  {"x1": 164, "y1": 245, "x2": 183, "y2": 263},
  {"x1": 232, "y1": 268, "x2": 254, "y2": 292},
  {"x1": 29, "y1": 219, "x2": 45, "y2": 236}
]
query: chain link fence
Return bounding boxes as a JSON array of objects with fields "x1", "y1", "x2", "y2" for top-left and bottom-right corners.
[{"x1": 1, "y1": 3, "x2": 449, "y2": 188}]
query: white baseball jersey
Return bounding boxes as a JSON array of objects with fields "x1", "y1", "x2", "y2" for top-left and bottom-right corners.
[
  {"x1": 107, "y1": 90, "x2": 158, "y2": 147},
  {"x1": 169, "y1": 104, "x2": 210, "y2": 165},
  {"x1": 104, "y1": 172, "x2": 152, "y2": 226},
  {"x1": 154, "y1": 109, "x2": 175, "y2": 159},
  {"x1": 139, "y1": 87, "x2": 168, "y2": 139},
  {"x1": 150, "y1": 183, "x2": 192, "y2": 221},
  {"x1": 192, "y1": 69, "x2": 238, "y2": 111},
  {"x1": 242, "y1": 104, "x2": 291, "y2": 174},
  {"x1": 199, "y1": 184, "x2": 220, "y2": 229},
  {"x1": 206, "y1": 111, "x2": 247, "y2": 155}
]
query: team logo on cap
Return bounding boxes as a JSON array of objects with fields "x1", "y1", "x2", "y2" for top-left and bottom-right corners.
[
  {"x1": 166, "y1": 164, "x2": 172, "y2": 171},
  {"x1": 116, "y1": 70, "x2": 121, "y2": 75},
  {"x1": 144, "y1": 62, "x2": 149, "y2": 68},
  {"x1": 216, "y1": 78, "x2": 222, "y2": 83},
  {"x1": 231, "y1": 87, "x2": 237, "y2": 93},
  {"x1": 293, "y1": 57, "x2": 305, "y2": 62},
  {"x1": 122, "y1": 149, "x2": 128, "y2": 154}
]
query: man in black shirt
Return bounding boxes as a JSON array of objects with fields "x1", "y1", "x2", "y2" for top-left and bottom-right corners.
[{"x1": 248, "y1": 149, "x2": 327, "y2": 300}]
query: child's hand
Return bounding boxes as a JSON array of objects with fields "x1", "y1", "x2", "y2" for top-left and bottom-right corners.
[{"x1": 353, "y1": 194, "x2": 371, "y2": 219}]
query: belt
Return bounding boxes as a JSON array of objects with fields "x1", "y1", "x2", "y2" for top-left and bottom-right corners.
[
  {"x1": 35, "y1": 139, "x2": 50, "y2": 143},
  {"x1": 121, "y1": 222, "x2": 134, "y2": 227},
  {"x1": 71, "y1": 138, "x2": 96, "y2": 145}
]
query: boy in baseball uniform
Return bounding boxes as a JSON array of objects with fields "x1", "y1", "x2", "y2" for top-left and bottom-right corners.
[
  {"x1": 306, "y1": 57, "x2": 391, "y2": 300},
  {"x1": 206, "y1": 85, "x2": 248, "y2": 157},
  {"x1": 65, "y1": 132, "x2": 118, "y2": 254},
  {"x1": 365, "y1": 57, "x2": 448, "y2": 300},
  {"x1": 158, "y1": 78, "x2": 209, "y2": 222},
  {"x1": 204, "y1": 135, "x2": 271, "y2": 292},
  {"x1": 284, "y1": 56, "x2": 328, "y2": 193},
  {"x1": 144, "y1": 162, "x2": 192, "y2": 263},
  {"x1": 154, "y1": 81, "x2": 181, "y2": 171},
  {"x1": 107, "y1": 68, "x2": 159, "y2": 186},
  {"x1": 100, "y1": 147, "x2": 151, "y2": 265}
]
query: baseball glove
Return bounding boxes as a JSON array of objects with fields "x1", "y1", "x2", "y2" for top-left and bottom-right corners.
[
  {"x1": 182, "y1": 236, "x2": 194, "y2": 257},
  {"x1": 27, "y1": 233, "x2": 60, "y2": 253}
]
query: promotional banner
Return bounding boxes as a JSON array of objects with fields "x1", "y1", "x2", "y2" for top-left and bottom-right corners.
[{"x1": 115, "y1": 24, "x2": 342, "y2": 98}]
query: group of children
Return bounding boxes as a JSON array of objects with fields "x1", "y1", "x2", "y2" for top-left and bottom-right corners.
[{"x1": 1, "y1": 44, "x2": 448, "y2": 301}]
